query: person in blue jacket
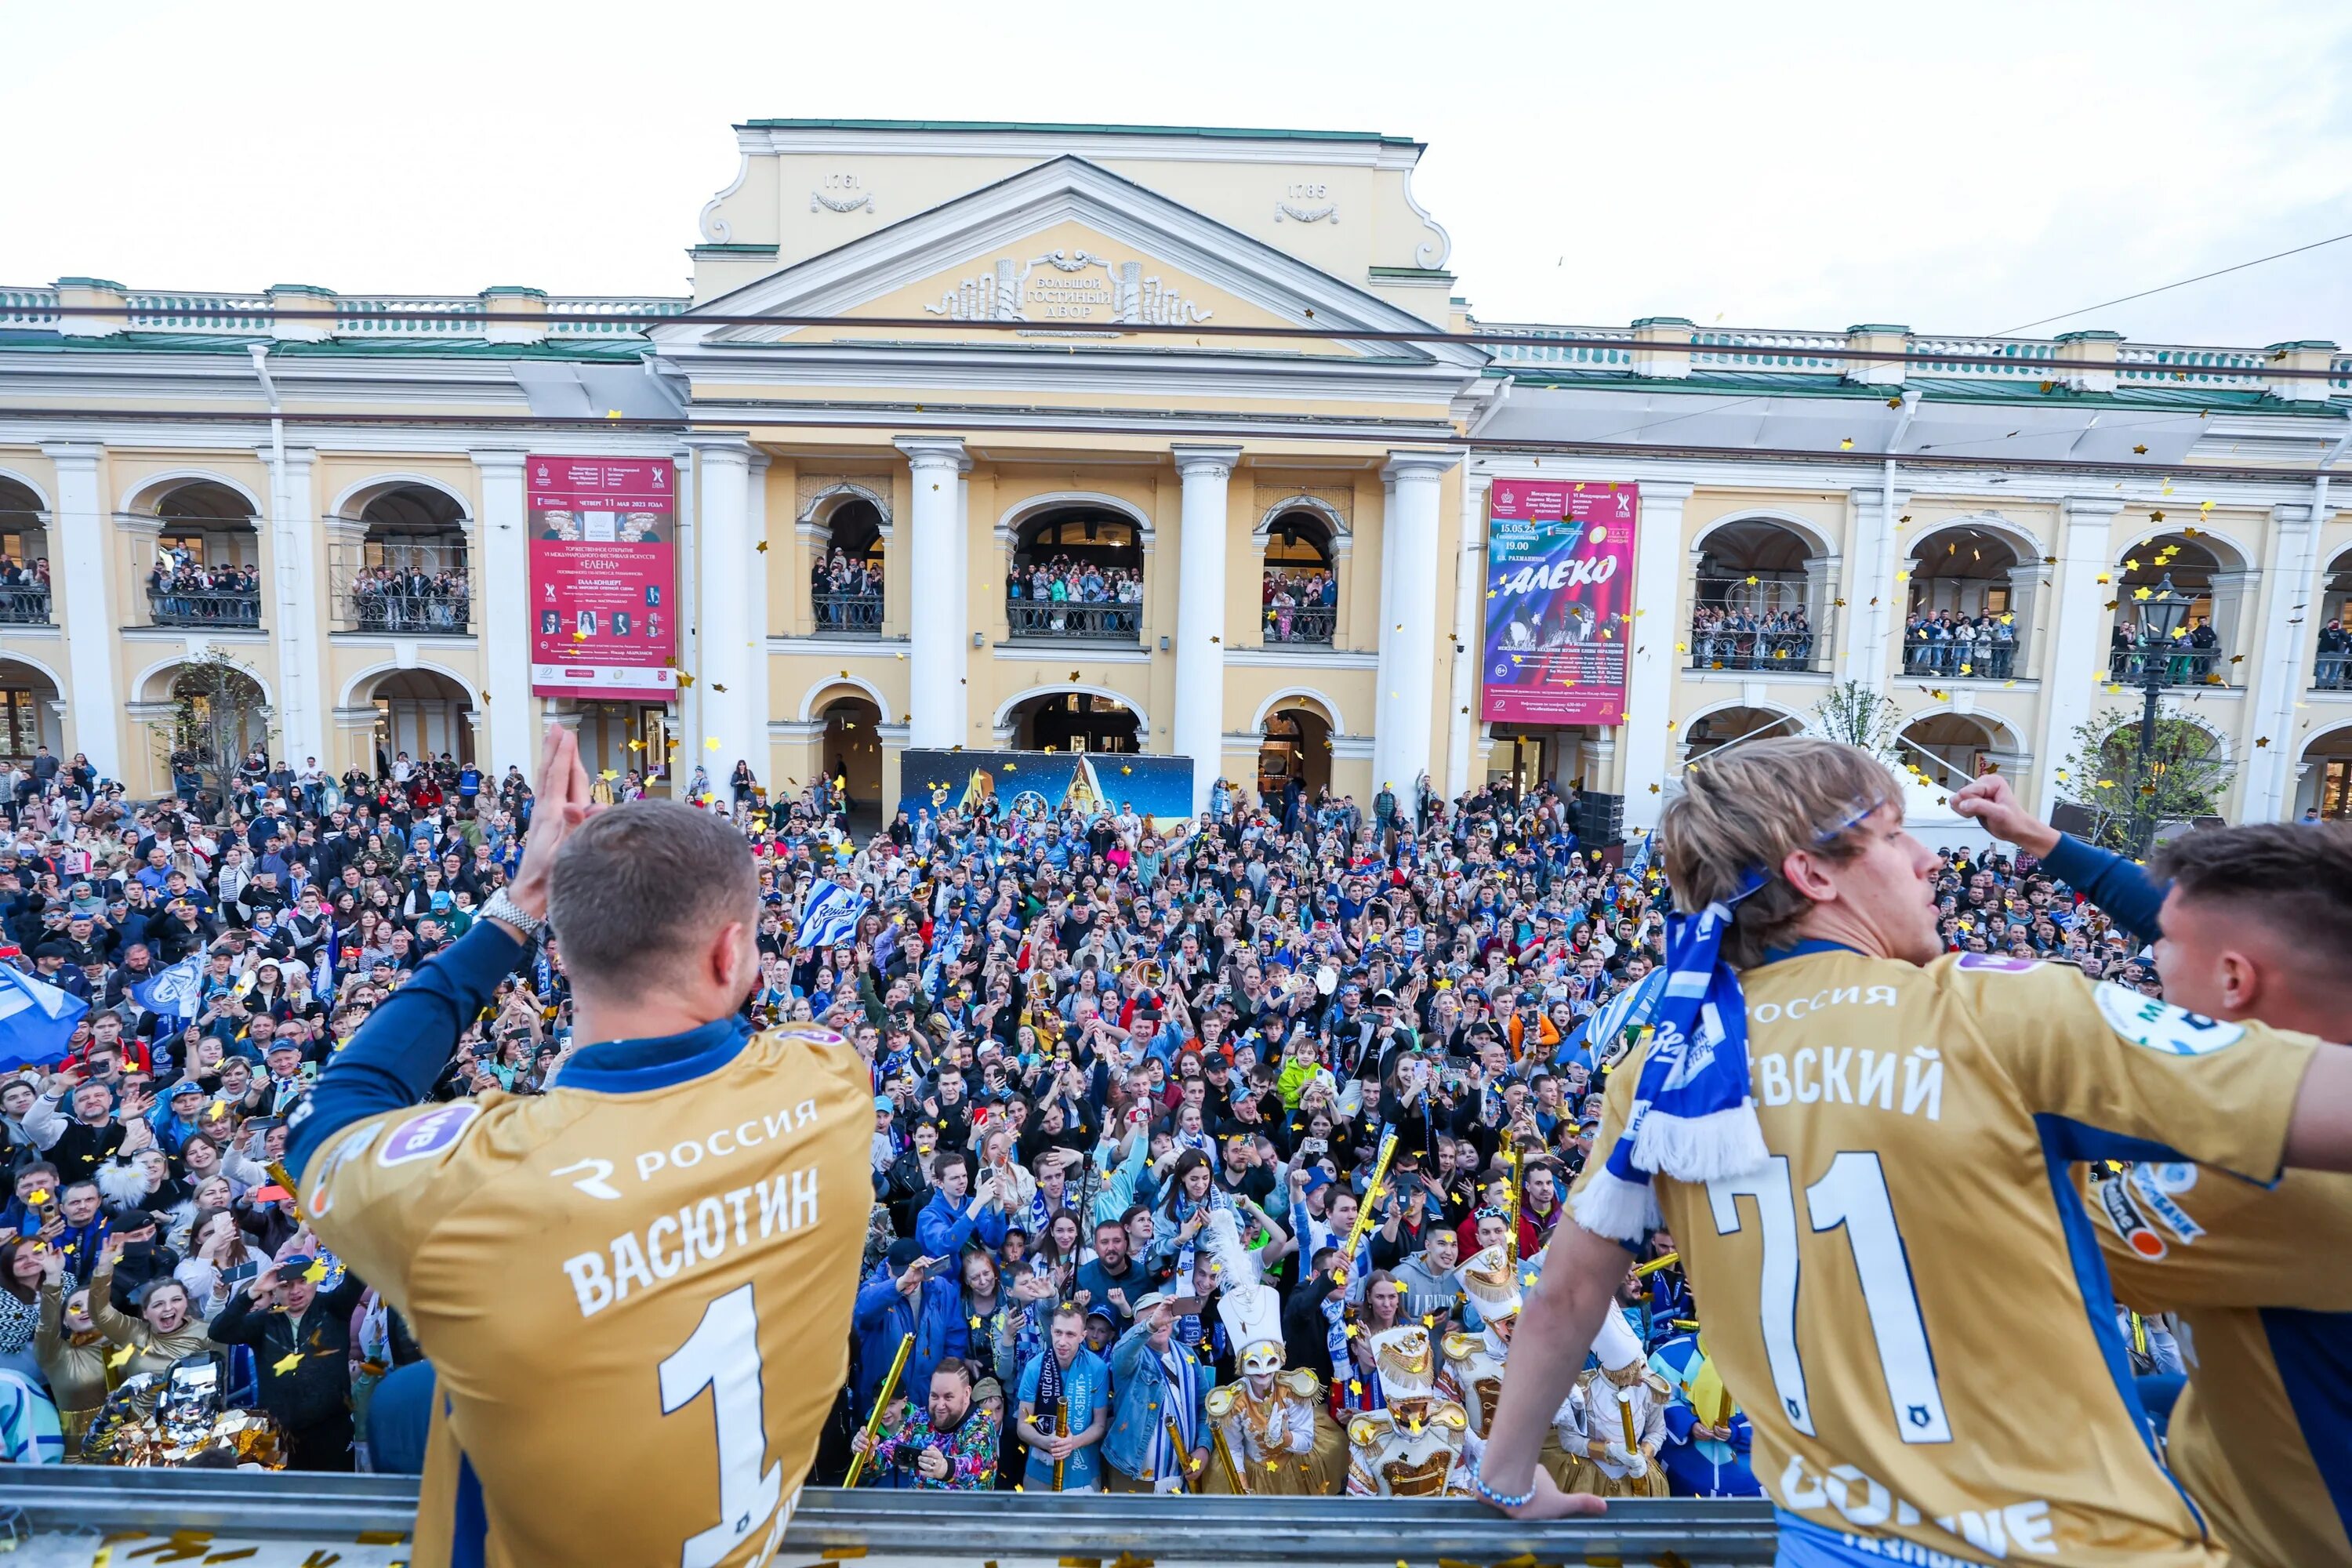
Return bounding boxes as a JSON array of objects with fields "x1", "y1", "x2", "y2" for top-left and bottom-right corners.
[
  {"x1": 1101, "y1": 1294, "x2": 1212, "y2": 1493},
  {"x1": 917, "y1": 1149, "x2": 1009, "y2": 1259},
  {"x1": 852, "y1": 1239, "x2": 970, "y2": 1417},
  {"x1": 1646, "y1": 1329, "x2": 1761, "y2": 1497}
]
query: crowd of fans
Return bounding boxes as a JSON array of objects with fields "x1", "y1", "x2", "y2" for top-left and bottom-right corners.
[
  {"x1": 0, "y1": 557, "x2": 51, "y2": 622},
  {"x1": 2110, "y1": 615, "x2": 2222, "y2": 684},
  {"x1": 347, "y1": 564, "x2": 470, "y2": 633},
  {"x1": 1262, "y1": 569, "x2": 1337, "y2": 644},
  {"x1": 814, "y1": 550, "x2": 885, "y2": 632},
  {"x1": 1686, "y1": 604, "x2": 1815, "y2": 669},
  {"x1": 143, "y1": 555, "x2": 261, "y2": 626},
  {"x1": 1901, "y1": 609, "x2": 2020, "y2": 677},
  {"x1": 0, "y1": 724, "x2": 2176, "y2": 1491},
  {"x1": 1005, "y1": 557, "x2": 1145, "y2": 637}
]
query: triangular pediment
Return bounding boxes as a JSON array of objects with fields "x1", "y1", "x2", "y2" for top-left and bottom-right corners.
[{"x1": 655, "y1": 156, "x2": 1486, "y2": 369}]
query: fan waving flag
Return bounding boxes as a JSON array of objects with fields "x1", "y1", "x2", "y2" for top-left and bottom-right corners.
[
  {"x1": 796, "y1": 878, "x2": 869, "y2": 953},
  {"x1": 1556, "y1": 965, "x2": 1666, "y2": 1073},
  {"x1": 132, "y1": 957, "x2": 205, "y2": 1022},
  {"x1": 0, "y1": 965, "x2": 90, "y2": 1071}
]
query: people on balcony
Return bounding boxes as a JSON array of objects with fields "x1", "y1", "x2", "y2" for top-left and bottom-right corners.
[
  {"x1": 350, "y1": 564, "x2": 470, "y2": 633},
  {"x1": 812, "y1": 550, "x2": 884, "y2": 632},
  {"x1": 2316, "y1": 619, "x2": 2348, "y2": 689},
  {"x1": 2109, "y1": 616, "x2": 2220, "y2": 684},
  {"x1": 1901, "y1": 611, "x2": 2017, "y2": 678},
  {"x1": 0, "y1": 557, "x2": 50, "y2": 622},
  {"x1": 1688, "y1": 606, "x2": 1813, "y2": 670},
  {"x1": 1263, "y1": 568, "x2": 1337, "y2": 644},
  {"x1": 1004, "y1": 556, "x2": 1142, "y2": 636},
  {"x1": 145, "y1": 557, "x2": 260, "y2": 626}
]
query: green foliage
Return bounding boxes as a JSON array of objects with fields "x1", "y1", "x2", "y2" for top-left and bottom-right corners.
[
  {"x1": 2054, "y1": 707, "x2": 2228, "y2": 851},
  {"x1": 149, "y1": 652, "x2": 272, "y2": 823},
  {"x1": 1810, "y1": 681, "x2": 1904, "y2": 761}
]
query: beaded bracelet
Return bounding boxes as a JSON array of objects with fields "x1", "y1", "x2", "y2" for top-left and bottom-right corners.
[{"x1": 1469, "y1": 1459, "x2": 1535, "y2": 1511}]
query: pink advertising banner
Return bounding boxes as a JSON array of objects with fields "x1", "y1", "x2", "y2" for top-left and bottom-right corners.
[
  {"x1": 1477, "y1": 480, "x2": 1640, "y2": 725},
  {"x1": 525, "y1": 456, "x2": 680, "y2": 702}
]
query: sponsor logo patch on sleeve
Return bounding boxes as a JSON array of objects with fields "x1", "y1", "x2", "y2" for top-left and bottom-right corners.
[
  {"x1": 2093, "y1": 982, "x2": 2246, "y2": 1058},
  {"x1": 1955, "y1": 953, "x2": 2040, "y2": 973},
  {"x1": 378, "y1": 1104, "x2": 481, "y2": 1167}
]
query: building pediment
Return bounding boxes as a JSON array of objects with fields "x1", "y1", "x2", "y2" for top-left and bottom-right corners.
[{"x1": 655, "y1": 156, "x2": 1486, "y2": 372}]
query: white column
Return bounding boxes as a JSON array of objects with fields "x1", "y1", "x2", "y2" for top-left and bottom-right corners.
[
  {"x1": 1372, "y1": 452, "x2": 1461, "y2": 799},
  {"x1": 1171, "y1": 444, "x2": 1240, "y2": 814},
  {"x1": 1843, "y1": 481, "x2": 1907, "y2": 692},
  {"x1": 470, "y1": 450, "x2": 534, "y2": 775},
  {"x1": 2033, "y1": 497, "x2": 2123, "y2": 814},
  {"x1": 2243, "y1": 499, "x2": 2324, "y2": 820},
  {"x1": 689, "y1": 437, "x2": 760, "y2": 775},
  {"x1": 1446, "y1": 470, "x2": 1492, "y2": 798},
  {"x1": 747, "y1": 452, "x2": 773, "y2": 782},
  {"x1": 263, "y1": 445, "x2": 325, "y2": 768},
  {"x1": 1621, "y1": 481, "x2": 1694, "y2": 832},
  {"x1": 896, "y1": 437, "x2": 970, "y2": 749},
  {"x1": 38, "y1": 443, "x2": 122, "y2": 781}
]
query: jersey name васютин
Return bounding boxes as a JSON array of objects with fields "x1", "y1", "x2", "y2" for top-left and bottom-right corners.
[
  {"x1": 302, "y1": 1020, "x2": 871, "y2": 1568},
  {"x1": 1573, "y1": 948, "x2": 2318, "y2": 1568}
]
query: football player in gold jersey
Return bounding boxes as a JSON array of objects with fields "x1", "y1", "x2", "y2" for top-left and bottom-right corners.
[
  {"x1": 1956, "y1": 773, "x2": 2352, "y2": 1568},
  {"x1": 1474, "y1": 738, "x2": 2352, "y2": 1568},
  {"x1": 285, "y1": 731, "x2": 869, "y2": 1568}
]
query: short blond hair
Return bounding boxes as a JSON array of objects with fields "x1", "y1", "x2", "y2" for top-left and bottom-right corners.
[{"x1": 1660, "y1": 737, "x2": 1900, "y2": 968}]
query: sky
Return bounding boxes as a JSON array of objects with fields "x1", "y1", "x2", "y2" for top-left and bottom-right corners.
[{"x1": 6, "y1": 2, "x2": 2350, "y2": 349}]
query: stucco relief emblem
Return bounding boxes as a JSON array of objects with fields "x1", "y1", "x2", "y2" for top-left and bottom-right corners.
[{"x1": 921, "y1": 250, "x2": 1213, "y2": 325}]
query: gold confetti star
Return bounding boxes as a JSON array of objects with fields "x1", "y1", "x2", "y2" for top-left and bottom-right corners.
[
  {"x1": 1839, "y1": 437, "x2": 1855, "y2": 450},
  {"x1": 2133, "y1": 445, "x2": 2148, "y2": 455},
  {"x1": 274, "y1": 1352, "x2": 304, "y2": 1375}
]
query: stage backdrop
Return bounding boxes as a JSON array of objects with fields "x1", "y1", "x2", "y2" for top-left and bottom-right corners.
[
  {"x1": 527, "y1": 455, "x2": 680, "y2": 701},
  {"x1": 898, "y1": 750, "x2": 1195, "y2": 831},
  {"x1": 1479, "y1": 480, "x2": 1641, "y2": 726}
]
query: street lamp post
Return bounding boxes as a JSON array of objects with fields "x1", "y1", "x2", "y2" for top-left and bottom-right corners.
[{"x1": 2131, "y1": 573, "x2": 2192, "y2": 855}]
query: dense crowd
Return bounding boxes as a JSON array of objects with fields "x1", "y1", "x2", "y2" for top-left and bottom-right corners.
[
  {"x1": 1901, "y1": 609, "x2": 2020, "y2": 677},
  {"x1": 0, "y1": 728, "x2": 2180, "y2": 1494},
  {"x1": 814, "y1": 550, "x2": 885, "y2": 632},
  {"x1": 347, "y1": 565, "x2": 470, "y2": 633},
  {"x1": 143, "y1": 557, "x2": 261, "y2": 625},
  {"x1": 1261, "y1": 569, "x2": 1337, "y2": 644},
  {"x1": 2109, "y1": 615, "x2": 2221, "y2": 684},
  {"x1": 1005, "y1": 558, "x2": 1145, "y2": 637},
  {"x1": 1686, "y1": 605, "x2": 1815, "y2": 669}
]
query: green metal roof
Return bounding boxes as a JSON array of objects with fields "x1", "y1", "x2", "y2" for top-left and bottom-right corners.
[
  {"x1": 1492, "y1": 365, "x2": 2352, "y2": 416},
  {"x1": 737, "y1": 118, "x2": 1419, "y2": 147},
  {"x1": 0, "y1": 330, "x2": 652, "y2": 362}
]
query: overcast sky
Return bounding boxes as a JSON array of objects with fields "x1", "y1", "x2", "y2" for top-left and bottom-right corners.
[{"x1": 7, "y1": 2, "x2": 2349, "y2": 348}]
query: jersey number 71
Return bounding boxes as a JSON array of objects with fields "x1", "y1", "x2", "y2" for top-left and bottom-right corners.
[{"x1": 1708, "y1": 1152, "x2": 1953, "y2": 1444}]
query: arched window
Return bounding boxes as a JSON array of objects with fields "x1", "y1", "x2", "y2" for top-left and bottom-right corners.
[
  {"x1": 1682, "y1": 705, "x2": 1803, "y2": 760},
  {"x1": 2313, "y1": 546, "x2": 2352, "y2": 691},
  {"x1": 811, "y1": 498, "x2": 885, "y2": 635},
  {"x1": 1689, "y1": 520, "x2": 1831, "y2": 672},
  {"x1": 2107, "y1": 533, "x2": 2242, "y2": 688},
  {"x1": 136, "y1": 481, "x2": 260, "y2": 628},
  {"x1": 368, "y1": 669, "x2": 476, "y2": 767},
  {"x1": 1902, "y1": 525, "x2": 2029, "y2": 680},
  {"x1": 336, "y1": 485, "x2": 470, "y2": 633},
  {"x1": 1004, "y1": 690, "x2": 1140, "y2": 752},
  {"x1": 1004, "y1": 507, "x2": 1144, "y2": 642},
  {"x1": 1262, "y1": 511, "x2": 1338, "y2": 645},
  {"x1": 0, "y1": 480, "x2": 51, "y2": 626}
]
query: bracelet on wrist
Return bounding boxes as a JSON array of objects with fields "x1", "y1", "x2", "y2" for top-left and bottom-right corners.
[{"x1": 1470, "y1": 1458, "x2": 1535, "y2": 1511}]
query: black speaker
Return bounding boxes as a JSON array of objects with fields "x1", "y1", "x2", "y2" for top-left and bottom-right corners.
[{"x1": 1575, "y1": 790, "x2": 1625, "y2": 847}]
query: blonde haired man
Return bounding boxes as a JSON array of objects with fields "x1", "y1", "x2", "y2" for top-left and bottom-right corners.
[{"x1": 1475, "y1": 737, "x2": 2352, "y2": 1568}]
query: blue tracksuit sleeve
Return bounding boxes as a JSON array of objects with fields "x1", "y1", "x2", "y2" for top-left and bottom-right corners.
[
  {"x1": 2040, "y1": 834, "x2": 2169, "y2": 946},
  {"x1": 854, "y1": 1273, "x2": 900, "y2": 1331},
  {"x1": 285, "y1": 920, "x2": 527, "y2": 1182}
]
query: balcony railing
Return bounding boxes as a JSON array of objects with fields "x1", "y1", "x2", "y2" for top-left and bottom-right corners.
[
  {"x1": 1006, "y1": 598, "x2": 1141, "y2": 641},
  {"x1": 0, "y1": 586, "x2": 51, "y2": 625},
  {"x1": 1263, "y1": 604, "x2": 1336, "y2": 645},
  {"x1": 2317, "y1": 648, "x2": 2352, "y2": 690},
  {"x1": 147, "y1": 589, "x2": 261, "y2": 628},
  {"x1": 2108, "y1": 645, "x2": 2223, "y2": 687},
  {"x1": 1900, "y1": 626, "x2": 2027, "y2": 680},
  {"x1": 813, "y1": 590, "x2": 884, "y2": 635},
  {"x1": 351, "y1": 589, "x2": 471, "y2": 633}
]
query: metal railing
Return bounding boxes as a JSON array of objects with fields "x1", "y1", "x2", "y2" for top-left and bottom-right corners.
[
  {"x1": 2108, "y1": 645, "x2": 2223, "y2": 686},
  {"x1": 1686, "y1": 625, "x2": 1826, "y2": 671},
  {"x1": 0, "y1": 585, "x2": 51, "y2": 624},
  {"x1": 351, "y1": 590, "x2": 471, "y2": 633},
  {"x1": 1263, "y1": 602, "x2": 1337, "y2": 644},
  {"x1": 813, "y1": 590, "x2": 884, "y2": 634},
  {"x1": 2315, "y1": 648, "x2": 2352, "y2": 690},
  {"x1": 1900, "y1": 627, "x2": 2027, "y2": 679},
  {"x1": 147, "y1": 589, "x2": 260, "y2": 628},
  {"x1": 1005, "y1": 598, "x2": 1141, "y2": 640}
]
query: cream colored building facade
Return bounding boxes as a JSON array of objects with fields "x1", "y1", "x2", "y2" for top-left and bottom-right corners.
[{"x1": 3, "y1": 118, "x2": 2350, "y2": 831}]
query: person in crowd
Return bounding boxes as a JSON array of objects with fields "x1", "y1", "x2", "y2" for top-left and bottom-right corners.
[
  {"x1": 850, "y1": 1354, "x2": 1000, "y2": 1490},
  {"x1": 205, "y1": 1250, "x2": 368, "y2": 1470},
  {"x1": 1015, "y1": 1302, "x2": 1112, "y2": 1493}
]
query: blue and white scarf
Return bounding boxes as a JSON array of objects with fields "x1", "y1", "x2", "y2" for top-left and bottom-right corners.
[{"x1": 1570, "y1": 871, "x2": 1771, "y2": 1242}]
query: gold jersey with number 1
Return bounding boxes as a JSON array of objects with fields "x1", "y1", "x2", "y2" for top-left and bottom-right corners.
[
  {"x1": 1570, "y1": 946, "x2": 2321, "y2": 1568},
  {"x1": 300, "y1": 1019, "x2": 870, "y2": 1568}
]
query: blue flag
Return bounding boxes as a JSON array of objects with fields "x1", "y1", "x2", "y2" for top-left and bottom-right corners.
[
  {"x1": 1556, "y1": 965, "x2": 1667, "y2": 1072},
  {"x1": 132, "y1": 957, "x2": 205, "y2": 1022},
  {"x1": 796, "y1": 879, "x2": 869, "y2": 952},
  {"x1": 0, "y1": 966, "x2": 90, "y2": 1071}
]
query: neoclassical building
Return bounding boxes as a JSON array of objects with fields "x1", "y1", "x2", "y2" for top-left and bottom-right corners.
[{"x1": 3, "y1": 118, "x2": 2349, "y2": 831}]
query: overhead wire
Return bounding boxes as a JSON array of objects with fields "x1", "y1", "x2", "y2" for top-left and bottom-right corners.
[{"x1": 1997, "y1": 230, "x2": 2352, "y2": 335}]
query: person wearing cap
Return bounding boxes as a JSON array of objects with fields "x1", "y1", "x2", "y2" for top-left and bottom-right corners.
[
  {"x1": 144, "y1": 1080, "x2": 208, "y2": 1153},
  {"x1": 1103, "y1": 1291, "x2": 1212, "y2": 1493}
]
